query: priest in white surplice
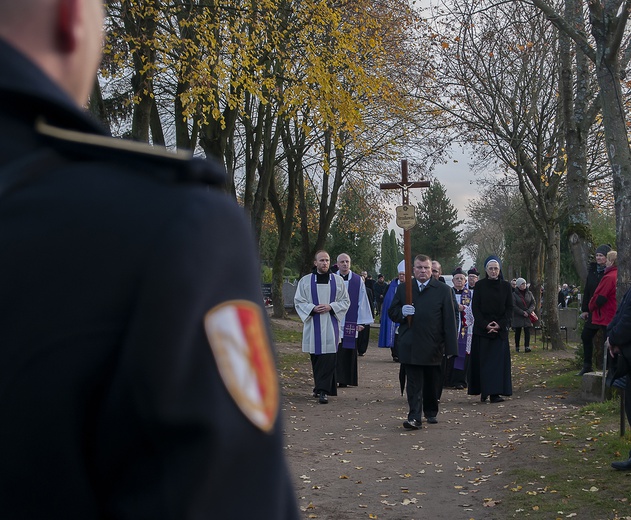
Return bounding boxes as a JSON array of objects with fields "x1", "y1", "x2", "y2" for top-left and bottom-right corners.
[
  {"x1": 295, "y1": 250, "x2": 350, "y2": 404},
  {"x1": 335, "y1": 253, "x2": 374, "y2": 387}
]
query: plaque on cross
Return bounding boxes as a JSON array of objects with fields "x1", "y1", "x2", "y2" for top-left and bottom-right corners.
[{"x1": 380, "y1": 159, "x2": 430, "y2": 311}]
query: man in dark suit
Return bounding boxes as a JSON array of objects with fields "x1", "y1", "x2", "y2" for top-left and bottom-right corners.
[
  {"x1": 389, "y1": 254, "x2": 458, "y2": 429},
  {"x1": 0, "y1": 2, "x2": 298, "y2": 518}
]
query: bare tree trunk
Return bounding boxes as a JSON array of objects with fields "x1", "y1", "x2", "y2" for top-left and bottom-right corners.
[
  {"x1": 88, "y1": 79, "x2": 111, "y2": 133},
  {"x1": 149, "y1": 98, "x2": 165, "y2": 146},
  {"x1": 543, "y1": 223, "x2": 564, "y2": 349},
  {"x1": 560, "y1": 0, "x2": 596, "y2": 284},
  {"x1": 591, "y1": 39, "x2": 631, "y2": 297},
  {"x1": 530, "y1": 0, "x2": 631, "y2": 295},
  {"x1": 269, "y1": 121, "x2": 304, "y2": 318}
]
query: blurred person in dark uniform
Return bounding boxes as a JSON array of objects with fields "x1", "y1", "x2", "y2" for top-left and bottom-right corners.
[
  {"x1": 578, "y1": 244, "x2": 611, "y2": 375},
  {"x1": 0, "y1": 2, "x2": 299, "y2": 518}
]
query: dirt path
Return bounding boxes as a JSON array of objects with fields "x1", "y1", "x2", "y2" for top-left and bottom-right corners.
[{"x1": 277, "y1": 320, "x2": 581, "y2": 520}]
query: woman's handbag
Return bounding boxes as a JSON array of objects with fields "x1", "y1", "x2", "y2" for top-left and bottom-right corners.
[{"x1": 519, "y1": 291, "x2": 538, "y2": 324}]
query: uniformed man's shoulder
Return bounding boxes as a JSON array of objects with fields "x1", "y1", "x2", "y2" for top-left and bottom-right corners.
[{"x1": 36, "y1": 119, "x2": 226, "y2": 187}]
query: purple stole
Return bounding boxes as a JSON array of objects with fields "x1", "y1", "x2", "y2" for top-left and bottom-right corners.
[
  {"x1": 342, "y1": 273, "x2": 361, "y2": 349},
  {"x1": 310, "y1": 273, "x2": 339, "y2": 355},
  {"x1": 454, "y1": 288, "x2": 471, "y2": 370}
]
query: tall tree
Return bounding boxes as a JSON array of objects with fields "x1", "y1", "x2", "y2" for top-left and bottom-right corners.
[
  {"x1": 380, "y1": 230, "x2": 393, "y2": 279},
  {"x1": 410, "y1": 180, "x2": 464, "y2": 272},
  {"x1": 327, "y1": 182, "x2": 388, "y2": 273},
  {"x1": 529, "y1": 0, "x2": 631, "y2": 295},
  {"x1": 427, "y1": 0, "x2": 567, "y2": 348}
]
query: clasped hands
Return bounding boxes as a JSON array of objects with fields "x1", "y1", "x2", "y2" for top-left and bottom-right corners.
[
  {"x1": 313, "y1": 303, "x2": 331, "y2": 314},
  {"x1": 486, "y1": 321, "x2": 500, "y2": 334}
]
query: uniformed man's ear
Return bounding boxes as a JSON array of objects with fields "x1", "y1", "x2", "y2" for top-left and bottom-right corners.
[{"x1": 55, "y1": 0, "x2": 80, "y2": 53}]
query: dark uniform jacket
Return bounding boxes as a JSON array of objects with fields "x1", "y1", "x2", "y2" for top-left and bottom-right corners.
[
  {"x1": 581, "y1": 262, "x2": 606, "y2": 328},
  {"x1": 0, "y1": 38, "x2": 298, "y2": 519},
  {"x1": 388, "y1": 278, "x2": 458, "y2": 365}
]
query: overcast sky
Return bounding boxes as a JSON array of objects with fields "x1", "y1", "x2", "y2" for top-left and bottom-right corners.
[{"x1": 386, "y1": 146, "x2": 478, "y2": 270}]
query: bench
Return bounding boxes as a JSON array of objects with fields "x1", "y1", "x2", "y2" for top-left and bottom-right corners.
[{"x1": 533, "y1": 325, "x2": 567, "y2": 349}]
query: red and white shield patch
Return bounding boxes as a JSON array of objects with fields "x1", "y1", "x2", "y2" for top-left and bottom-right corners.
[{"x1": 204, "y1": 300, "x2": 279, "y2": 432}]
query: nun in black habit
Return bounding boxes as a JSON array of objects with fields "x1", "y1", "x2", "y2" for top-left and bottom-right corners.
[{"x1": 467, "y1": 256, "x2": 513, "y2": 403}]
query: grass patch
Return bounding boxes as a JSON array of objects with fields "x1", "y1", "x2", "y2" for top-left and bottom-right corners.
[
  {"x1": 499, "y1": 351, "x2": 631, "y2": 518},
  {"x1": 271, "y1": 327, "x2": 302, "y2": 344},
  {"x1": 511, "y1": 349, "x2": 581, "y2": 393}
]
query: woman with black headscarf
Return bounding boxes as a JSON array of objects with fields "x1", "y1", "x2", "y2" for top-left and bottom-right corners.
[{"x1": 468, "y1": 256, "x2": 513, "y2": 403}]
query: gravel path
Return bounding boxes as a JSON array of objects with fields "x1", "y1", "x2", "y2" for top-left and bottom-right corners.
[{"x1": 278, "y1": 326, "x2": 581, "y2": 520}]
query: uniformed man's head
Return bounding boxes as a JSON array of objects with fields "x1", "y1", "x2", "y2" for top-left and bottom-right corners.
[
  {"x1": 314, "y1": 251, "x2": 331, "y2": 275},
  {"x1": 336, "y1": 253, "x2": 351, "y2": 276},
  {"x1": 0, "y1": 0, "x2": 105, "y2": 106}
]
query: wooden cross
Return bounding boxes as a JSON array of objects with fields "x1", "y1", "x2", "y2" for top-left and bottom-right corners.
[{"x1": 380, "y1": 159, "x2": 430, "y2": 311}]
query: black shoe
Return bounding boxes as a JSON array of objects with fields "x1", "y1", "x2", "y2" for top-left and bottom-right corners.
[
  {"x1": 426, "y1": 416, "x2": 438, "y2": 424},
  {"x1": 515, "y1": 347, "x2": 520, "y2": 353},
  {"x1": 392, "y1": 356, "x2": 399, "y2": 362},
  {"x1": 481, "y1": 395, "x2": 488, "y2": 402},
  {"x1": 490, "y1": 395, "x2": 505, "y2": 403},
  {"x1": 611, "y1": 458, "x2": 631, "y2": 470},
  {"x1": 576, "y1": 366, "x2": 593, "y2": 376},
  {"x1": 338, "y1": 383, "x2": 348, "y2": 388},
  {"x1": 524, "y1": 347, "x2": 531, "y2": 353},
  {"x1": 403, "y1": 419, "x2": 422, "y2": 430},
  {"x1": 455, "y1": 384, "x2": 465, "y2": 390},
  {"x1": 318, "y1": 392, "x2": 328, "y2": 404}
]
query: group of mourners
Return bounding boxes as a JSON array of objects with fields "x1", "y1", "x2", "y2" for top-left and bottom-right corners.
[
  {"x1": 292, "y1": 243, "x2": 631, "y2": 472},
  {"x1": 570, "y1": 244, "x2": 631, "y2": 471},
  {"x1": 294, "y1": 251, "x2": 517, "y2": 429}
]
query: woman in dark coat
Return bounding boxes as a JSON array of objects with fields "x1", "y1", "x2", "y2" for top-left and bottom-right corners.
[
  {"x1": 468, "y1": 256, "x2": 513, "y2": 403},
  {"x1": 512, "y1": 278, "x2": 536, "y2": 353}
]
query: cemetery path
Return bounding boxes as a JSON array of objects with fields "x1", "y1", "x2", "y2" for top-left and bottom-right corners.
[{"x1": 274, "y1": 318, "x2": 582, "y2": 520}]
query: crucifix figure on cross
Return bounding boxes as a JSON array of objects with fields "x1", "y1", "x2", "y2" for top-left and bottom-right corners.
[{"x1": 380, "y1": 159, "x2": 430, "y2": 314}]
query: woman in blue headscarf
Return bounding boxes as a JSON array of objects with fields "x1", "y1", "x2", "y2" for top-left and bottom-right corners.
[{"x1": 467, "y1": 255, "x2": 513, "y2": 403}]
